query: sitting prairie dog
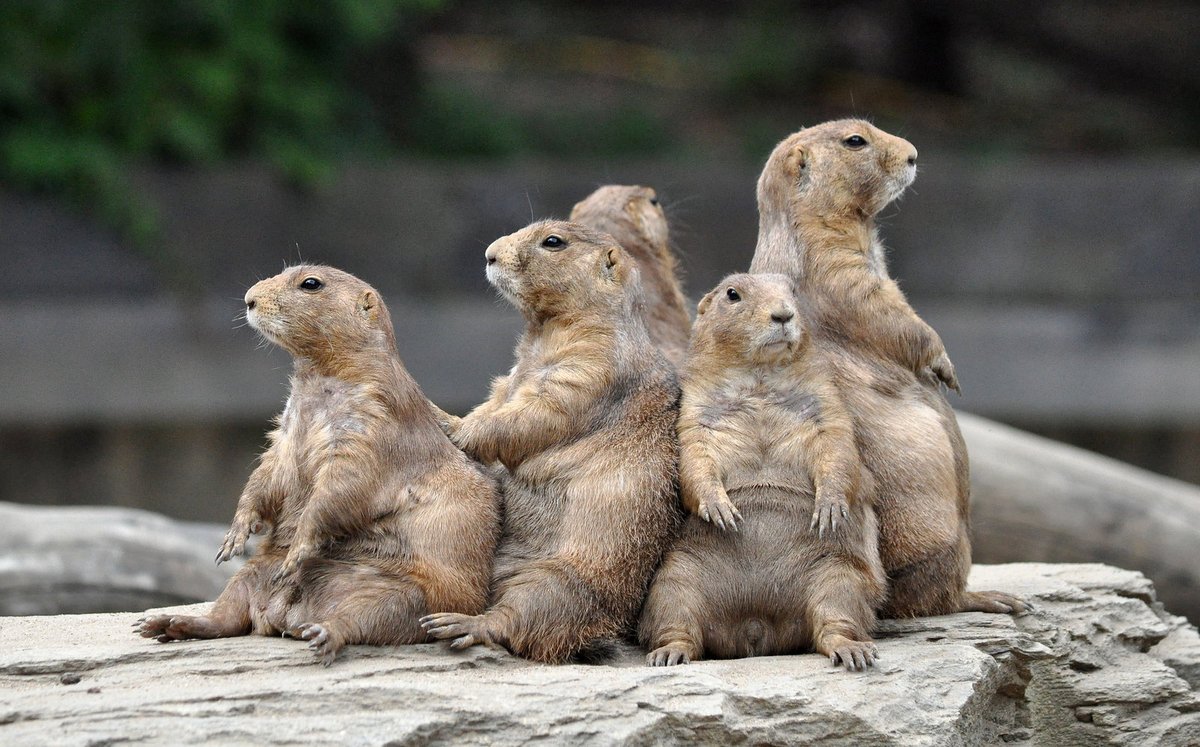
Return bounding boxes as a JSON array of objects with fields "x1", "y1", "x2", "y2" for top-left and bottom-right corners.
[
  {"x1": 752, "y1": 120, "x2": 1028, "y2": 618},
  {"x1": 136, "y1": 266, "x2": 501, "y2": 664},
  {"x1": 754, "y1": 119, "x2": 958, "y2": 393},
  {"x1": 639, "y1": 273, "x2": 885, "y2": 670},
  {"x1": 569, "y1": 185, "x2": 690, "y2": 365},
  {"x1": 421, "y1": 220, "x2": 681, "y2": 663}
]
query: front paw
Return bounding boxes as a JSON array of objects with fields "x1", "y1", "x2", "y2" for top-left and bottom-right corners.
[
  {"x1": 931, "y1": 352, "x2": 961, "y2": 395},
  {"x1": 271, "y1": 543, "x2": 314, "y2": 585},
  {"x1": 811, "y1": 488, "x2": 850, "y2": 537},
  {"x1": 420, "y1": 612, "x2": 496, "y2": 651},
  {"x1": 215, "y1": 512, "x2": 263, "y2": 564},
  {"x1": 697, "y1": 489, "x2": 742, "y2": 531}
]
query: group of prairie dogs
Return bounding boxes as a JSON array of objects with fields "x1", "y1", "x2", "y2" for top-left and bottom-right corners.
[{"x1": 137, "y1": 119, "x2": 1027, "y2": 670}]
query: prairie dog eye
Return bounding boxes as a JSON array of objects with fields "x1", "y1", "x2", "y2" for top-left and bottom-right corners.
[
  {"x1": 648, "y1": 196, "x2": 660, "y2": 206},
  {"x1": 299, "y1": 277, "x2": 323, "y2": 291},
  {"x1": 726, "y1": 287, "x2": 741, "y2": 303},
  {"x1": 541, "y1": 235, "x2": 565, "y2": 250},
  {"x1": 842, "y1": 135, "x2": 868, "y2": 149}
]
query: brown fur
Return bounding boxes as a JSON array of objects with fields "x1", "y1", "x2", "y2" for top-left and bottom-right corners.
[
  {"x1": 639, "y1": 274, "x2": 886, "y2": 670},
  {"x1": 570, "y1": 185, "x2": 691, "y2": 365},
  {"x1": 751, "y1": 119, "x2": 1027, "y2": 617},
  {"x1": 421, "y1": 221, "x2": 681, "y2": 663},
  {"x1": 136, "y1": 266, "x2": 501, "y2": 663}
]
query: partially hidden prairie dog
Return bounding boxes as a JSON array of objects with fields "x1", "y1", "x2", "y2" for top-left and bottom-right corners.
[
  {"x1": 570, "y1": 185, "x2": 691, "y2": 365},
  {"x1": 639, "y1": 273, "x2": 886, "y2": 670},
  {"x1": 136, "y1": 265, "x2": 501, "y2": 664},
  {"x1": 752, "y1": 119, "x2": 1028, "y2": 617},
  {"x1": 421, "y1": 220, "x2": 681, "y2": 663},
  {"x1": 753, "y1": 120, "x2": 958, "y2": 392}
]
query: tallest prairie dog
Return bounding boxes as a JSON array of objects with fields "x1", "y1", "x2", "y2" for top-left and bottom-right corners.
[
  {"x1": 752, "y1": 119, "x2": 1027, "y2": 617},
  {"x1": 570, "y1": 185, "x2": 691, "y2": 365}
]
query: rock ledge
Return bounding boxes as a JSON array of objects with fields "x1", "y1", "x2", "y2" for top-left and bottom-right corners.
[{"x1": 1, "y1": 564, "x2": 1198, "y2": 746}]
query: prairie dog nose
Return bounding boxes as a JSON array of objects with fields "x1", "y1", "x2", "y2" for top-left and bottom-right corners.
[
  {"x1": 245, "y1": 293, "x2": 257, "y2": 311},
  {"x1": 771, "y1": 308, "x2": 794, "y2": 324},
  {"x1": 485, "y1": 244, "x2": 499, "y2": 265},
  {"x1": 907, "y1": 148, "x2": 918, "y2": 166}
]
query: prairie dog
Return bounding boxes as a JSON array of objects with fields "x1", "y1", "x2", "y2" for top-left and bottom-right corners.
[
  {"x1": 136, "y1": 265, "x2": 501, "y2": 663},
  {"x1": 422, "y1": 221, "x2": 681, "y2": 663},
  {"x1": 639, "y1": 273, "x2": 885, "y2": 670},
  {"x1": 570, "y1": 184, "x2": 690, "y2": 365},
  {"x1": 752, "y1": 120, "x2": 1028, "y2": 617}
]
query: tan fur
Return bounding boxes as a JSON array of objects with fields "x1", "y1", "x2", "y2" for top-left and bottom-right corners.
[
  {"x1": 752, "y1": 119, "x2": 1027, "y2": 617},
  {"x1": 639, "y1": 274, "x2": 885, "y2": 669},
  {"x1": 136, "y1": 266, "x2": 501, "y2": 663},
  {"x1": 570, "y1": 185, "x2": 691, "y2": 365},
  {"x1": 421, "y1": 221, "x2": 681, "y2": 663}
]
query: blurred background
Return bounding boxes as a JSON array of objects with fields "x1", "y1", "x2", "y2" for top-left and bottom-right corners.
[{"x1": 2, "y1": 0, "x2": 1198, "y2": 527}]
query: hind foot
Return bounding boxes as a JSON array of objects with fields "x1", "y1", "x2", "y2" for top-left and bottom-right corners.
[
  {"x1": 293, "y1": 622, "x2": 345, "y2": 666},
  {"x1": 961, "y1": 590, "x2": 1034, "y2": 615},
  {"x1": 818, "y1": 634, "x2": 878, "y2": 672},
  {"x1": 420, "y1": 612, "x2": 497, "y2": 651},
  {"x1": 646, "y1": 641, "x2": 698, "y2": 667},
  {"x1": 134, "y1": 614, "x2": 220, "y2": 642}
]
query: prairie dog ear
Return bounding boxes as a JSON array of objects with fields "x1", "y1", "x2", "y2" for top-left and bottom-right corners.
[
  {"x1": 785, "y1": 144, "x2": 808, "y2": 177},
  {"x1": 601, "y1": 245, "x2": 628, "y2": 283},
  {"x1": 696, "y1": 288, "x2": 718, "y2": 316},
  {"x1": 358, "y1": 289, "x2": 378, "y2": 321}
]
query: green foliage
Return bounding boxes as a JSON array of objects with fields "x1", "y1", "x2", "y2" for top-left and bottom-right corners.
[
  {"x1": 721, "y1": 8, "x2": 827, "y2": 101},
  {"x1": 405, "y1": 83, "x2": 672, "y2": 161},
  {"x1": 0, "y1": 0, "x2": 438, "y2": 260}
]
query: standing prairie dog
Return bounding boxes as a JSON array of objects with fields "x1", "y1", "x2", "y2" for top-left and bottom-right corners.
[
  {"x1": 640, "y1": 273, "x2": 886, "y2": 670},
  {"x1": 136, "y1": 265, "x2": 501, "y2": 664},
  {"x1": 752, "y1": 120, "x2": 1027, "y2": 617},
  {"x1": 570, "y1": 185, "x2": 691, "y2": 365},
  {"x1": 421, "y1": 220, "x2": 681, "y2": 663}
]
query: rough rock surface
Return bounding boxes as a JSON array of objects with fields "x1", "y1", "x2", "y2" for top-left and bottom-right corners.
[{"x1": 2, "y1": 564, "x2": 1197, "y2": 745}]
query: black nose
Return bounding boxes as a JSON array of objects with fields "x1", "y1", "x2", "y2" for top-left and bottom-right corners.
[
  {"x1": 907, "y1": 154, "x2": 917, "y2": 166},
  {"x1": 771, "y1": 310, "x2": 794, "y2": 324},
  {"x1": 246, "y1": 299, "x2": 256, "y2": 310},
  {"x1": 486, "y1": 256, "x2": 497, "y2": 265}
]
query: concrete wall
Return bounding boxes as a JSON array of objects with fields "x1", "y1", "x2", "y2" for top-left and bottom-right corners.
[{"x1": 4, "y1": 156, "x2": 1198, "y2": 521}]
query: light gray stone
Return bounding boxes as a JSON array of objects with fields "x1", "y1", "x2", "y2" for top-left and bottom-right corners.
[
  {"x1": 1, "y1": 563, "x2": 1196, "y2": 745},
  {"x1": 0, "y1": 502, "x2": 237, "y2": 616}
]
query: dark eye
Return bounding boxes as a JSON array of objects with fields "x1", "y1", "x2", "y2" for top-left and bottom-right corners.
[
  {"x1": 541, "y1": 235, "x2": 565, "y2": 250},
  {"x1": 299, "y1": 277, "x2": 323, "y2": 291},
  {"x1": 648, "y1": 196, "x2": 660, "y2": 206},
  {"x1": 843, "y1": 135, "x2": 868, "y2": 149},
  {"x1": 726, "y1": 287, "x2": 741, "y2": 303}
]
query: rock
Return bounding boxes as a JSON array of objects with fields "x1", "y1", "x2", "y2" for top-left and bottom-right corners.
[
  {"x1": 1, "y1": 564, "x2": 1196, "y2": 745},
  {"x1": 0, "y1": 502, "x2": 238, "y2": 616},
  {"x1": 962, "y1": 412, "x2": 1200, "y2": 623}
]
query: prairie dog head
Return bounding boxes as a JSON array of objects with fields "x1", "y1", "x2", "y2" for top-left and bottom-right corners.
[
  {"x1": 691, "y1": 273, "x2": 806, "y2": 366},
  {"x1": 244, "y1": 265, "x2": 395, "y2": 360},
  {"x1": 569, "y1": 185, "x2": 668, "y2": 254},
  {"x1": 758, "y1": 119, "x2": 918, "y2": 220},
  {"x1": 484, "y1": 220, "x2": 640, "y2": 321}
]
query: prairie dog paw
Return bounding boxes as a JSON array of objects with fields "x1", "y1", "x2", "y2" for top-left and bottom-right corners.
[
  {"x1": 294, "y1": 622, "x2": 344, "y2": 666},
  {"x1": 420, "y1": 612, "x2": 496, "y2": 651},
  {"x1": 646, "y1": 642, "x2": 695, "y2": 666},
  {"x1": 215, "y1": 512, "x2": 263, "y2": 564},
  {"x1": 697, "y1": 490, "x2": 742, "y2": 531},
  {"x1": 811, "y1": 489, "x2": 851, "y2": 537},
  {"x1": 822, "y1": 636, "x2": 878, "y2": 672}
]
